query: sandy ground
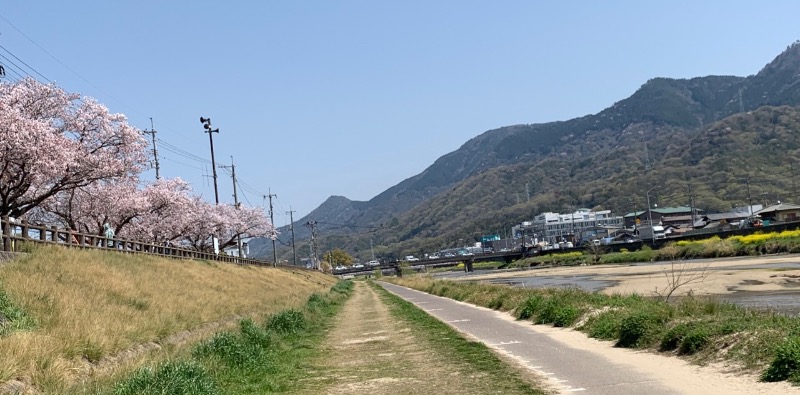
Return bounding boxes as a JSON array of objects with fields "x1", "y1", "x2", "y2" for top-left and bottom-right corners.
[{"x1": 459, "y1": 255, "x2": 800, "y2": 298}]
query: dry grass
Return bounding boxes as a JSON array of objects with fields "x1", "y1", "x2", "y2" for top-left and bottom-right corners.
[{"x1": 0, "y1": 246, "x2": 335, "y2": 392}]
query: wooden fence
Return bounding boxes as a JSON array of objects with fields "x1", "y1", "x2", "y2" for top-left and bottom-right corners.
[{"x1": 0, "y1": 216, "x2": 281, "y2": 267}]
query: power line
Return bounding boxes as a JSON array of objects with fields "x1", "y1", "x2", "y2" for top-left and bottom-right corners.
[
  {"x1": 0, "y1": 52, "x2": 31, "y2": 80},
  {"x1": 160, "y1": 156, "x2": 203, "y2": 171},
  {"x1": 0, "y1": 44, "x2": 50, "y2": 82},
  {"x1": 0, "y1": 14, "x2": 138, "y2": 116},
  {"x1": 157, "y1": 138, "x2": 213, "y2": 165}
]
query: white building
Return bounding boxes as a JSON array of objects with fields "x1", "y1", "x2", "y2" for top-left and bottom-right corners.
[{"x1": 515, "y1": 209, "x2": 623, "y2": 245}]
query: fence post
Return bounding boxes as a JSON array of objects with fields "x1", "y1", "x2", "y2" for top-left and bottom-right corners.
[
  {"x1": 20, "y1": 220, "x2": 29, "y2": 240},
  {"x1": 39, "y1": 225, "x2": 46, "y2": 242},
  {"x1": 2, "y1": 216, "x2": 10, "y2": 252}
]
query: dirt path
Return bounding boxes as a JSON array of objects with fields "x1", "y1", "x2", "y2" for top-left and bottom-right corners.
[{"x1": 297, "y1": 281, "x2": 546, "y2": 395}]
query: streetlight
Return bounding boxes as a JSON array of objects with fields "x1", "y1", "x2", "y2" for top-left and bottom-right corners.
[
  {"x1": 201, "y1": 117, "x2": 220, "y2": 255},
  {"x1": 200, "y1": 117, "x2": 220, "y2": 205}
]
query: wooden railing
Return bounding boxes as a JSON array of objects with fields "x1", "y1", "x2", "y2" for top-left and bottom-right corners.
[{"x1": 0, "y1": 216, "x2": 281, "y2": 267}]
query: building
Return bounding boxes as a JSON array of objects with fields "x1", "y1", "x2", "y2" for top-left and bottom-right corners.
[
  {"x1": 623, "y1": 206, "x2": 703, "y2": 228},
  {"x1": 755, "y1": 203, "x2": 800, "y2": 223},
  {"x1": 518, "y1": 209, "x2": 624, "y2": 245}
]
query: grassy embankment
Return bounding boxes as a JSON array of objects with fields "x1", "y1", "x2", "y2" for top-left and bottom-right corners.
[
  {"x1": 0, "y1": 245, "x2": 335, "y2": 393},
  {"x1": 388, "y1": 276, "x2": 800, "y2": 384},
  {"x1": 515, "y1": 230, "x2": 800, "y2": 267},
  {"x1": 111, "y1": 280, "x2": 353, "y2": 395},
  {"x1": 370, "y1": 281, "x2": 547, "y2": 394}
]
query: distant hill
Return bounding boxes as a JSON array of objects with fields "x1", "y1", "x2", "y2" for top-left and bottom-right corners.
[{"x1": 251, "y1": 41, "x2": 800, "y2": 262}]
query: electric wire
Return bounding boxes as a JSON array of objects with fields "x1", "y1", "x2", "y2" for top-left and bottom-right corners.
[
  {"x1": 0, "y1": 52, "x2": 30, "y2": 80},
  {"x1": 0, "y1": 14, "x2": 141, "y2": 117},
  {"x1": 0, "y1": 44, "x2": 50, "y2": 82}
]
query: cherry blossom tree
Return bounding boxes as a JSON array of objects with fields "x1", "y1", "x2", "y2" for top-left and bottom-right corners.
[
  {"x1": 0, "y1": 78, "x2": 147, "y2": 218},
  {"x1": 121, "y1": 178, "x2": 196, "y2": 243},
  {"x1": 33, "y1": 177, "x2": 146, "y2": 235},
  {"x1": 180, "y1": 199, "x2": 276, "y2": 252}
]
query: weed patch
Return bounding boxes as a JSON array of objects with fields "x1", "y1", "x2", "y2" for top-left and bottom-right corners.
[
  {"x1": 762, "y1": 337, "x2": 800, "y2": 383},
  {"x1": 113, "y1": 361, "x2": 216, "y2": 395},
  {"x1": 108, "y1": 280, "x2": 353, "y2": 394},
  {"x1": 0, "y1": 287, "x2": 34, "y2": 336}
]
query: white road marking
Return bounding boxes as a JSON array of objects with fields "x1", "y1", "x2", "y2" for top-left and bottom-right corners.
[
  {"x1": 448, "y1": 319, "x2": 471, "y2": 323},
  {"x1": 564, "y1": 388, "x2": 586, "y2": 392},
  {"x1": 425, "y1": 308, "x2": 443, "y2": 311},
  {"x1": 490, "y1": 340, "x2": 521, "y2": 346}
]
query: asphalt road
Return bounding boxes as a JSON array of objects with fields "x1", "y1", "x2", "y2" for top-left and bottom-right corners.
[{"x1": 377, "y1": 282, "x2": 775, "y2": 395}]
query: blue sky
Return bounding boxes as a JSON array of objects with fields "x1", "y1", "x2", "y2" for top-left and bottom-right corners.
[{"x1": 2, "y1": 1, "x2": 799, "y2": 223}]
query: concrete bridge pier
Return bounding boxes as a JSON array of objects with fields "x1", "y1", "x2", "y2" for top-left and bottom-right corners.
[{"x1": 464, "y1": 257, "x2": 474, "y2": 273}]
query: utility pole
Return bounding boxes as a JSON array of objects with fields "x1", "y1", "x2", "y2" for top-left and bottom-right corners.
[
  {"x1": 687, "y1": 183, "x2": 696, "y2": 229},
  {"x1": 305, "y1": 220, "x2": 319, "y2": 270},
  {"x1": 143, "y1": 118, "x2": 161, "y2": 179},
  {"x1": 200, "y1": 117, "x2": 220, "y2": 205},
  {"x1": 265, "y1": 189, "x2": 278, "y2": 266},
  {"x1": 525, "y1": 183, "x2": 530, "y2": 202},
  {"x1": 742, "y1": 177, "x2": 754, "y2": 217},
  {"x1": 287, "y1": 207, "x2": 297, "y2": 266},
  {"x1": 791, "y1": 160, "x2": 798, "y2": 203},
  {"x1": 219, "y1": 157, "x2": 243, "y2": 258}
]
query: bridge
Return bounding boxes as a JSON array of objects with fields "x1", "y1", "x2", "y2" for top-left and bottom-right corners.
[{"x1": 333, "y1": 247, "x2": 538, "y2": 277}]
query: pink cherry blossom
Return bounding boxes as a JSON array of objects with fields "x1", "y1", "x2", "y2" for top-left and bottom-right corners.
[{"x1": 0, "y1": 78, "x2": 147, "y2": 218}]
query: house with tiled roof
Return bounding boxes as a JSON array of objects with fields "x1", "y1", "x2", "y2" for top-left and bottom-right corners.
[{"x1": 755, "y1": 203, "x2": 800, "y2": 223}]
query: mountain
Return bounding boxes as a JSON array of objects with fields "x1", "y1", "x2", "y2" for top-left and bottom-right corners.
[{"x1": 251, "y1": 41, "x2": 800, "y2": 262}]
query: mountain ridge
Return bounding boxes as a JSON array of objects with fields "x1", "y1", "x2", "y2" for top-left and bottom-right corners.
[{"x1": 250, "y1": 41, "x2": 800, "y2": 260}]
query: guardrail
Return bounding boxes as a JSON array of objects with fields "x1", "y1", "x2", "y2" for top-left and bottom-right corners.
[{"x1": 0, "y1": 216, "x2": 275, "y2": 266}]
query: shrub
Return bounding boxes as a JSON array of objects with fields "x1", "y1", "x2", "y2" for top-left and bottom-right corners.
[
  {"x1": 306, "y1": 293, "x2": 327, "y2": 311},
  {"x1": 266, "y1": 309, "x2": 305, "y2": 335},
  {"x1": 617, "y1": 310, "x2": 667, "y2": 348},
  {"x1": 115, "y1": 360, "x2": 216, "y2": 395},
  {"x1": 679, "y1": 327, "x2": 710, "y2": 355},
  {"x1": 488, "y1": 293, "x2": 506, "y2": 310},
  {"x1": 660, "y1": 322, "x2": 693, "y2": 351},
  {"x1": 193, "y1": 332, "x2": 259, "y2": 367},
  {"x1": 551, "y1": 305, "x2": 581, "y2": 327},
  {"x1": 535, "y1": 296, "x2": 581, "y2": 327},
  {"x1": 517, "y1": 294, "x2": 545, "y2": 320},
  {"x1": 240, "y1": 318, "x2": 271, "y2": 348},
  {"x1": 762, "y1": 337, "x2": 800, "y2": 383},
  {"x1": 586, "y1": 310, "x2": 621, "y2": 340}
]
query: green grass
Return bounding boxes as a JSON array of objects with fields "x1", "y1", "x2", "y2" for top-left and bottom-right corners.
[
  {"x1": 0, "y1": 286, "x2": 35, "y2": 336},
  {"x1": 389, "y1": 277, "x2": 800, "y2": 384},
  {"x1": 371, "y1": 281, "x2": 547, "y2": 394},
  {"x1": 106, "y1": 280, "x2": 354, "y2": 395}
]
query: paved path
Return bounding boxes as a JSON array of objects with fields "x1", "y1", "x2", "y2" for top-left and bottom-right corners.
[{"x1": 379, "y1": 282, "x2": 798, "y2": 395}]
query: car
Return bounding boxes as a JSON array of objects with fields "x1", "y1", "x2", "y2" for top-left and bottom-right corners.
[
  {"x1": 353, "y1": 263, "x2": 365, "y2": 269},
  {"x1": 405, "y1": 255, "x2": 420, "y2": 262},
  {"x1": 428, "y1": 254, "x2": 440, "y2": 259},
  {"x1": 368, "y1": 260, "x2": 380, "y2": 266},
  {"x1": 443, "y1": 252, "x2": 455, "y2": 258}
]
